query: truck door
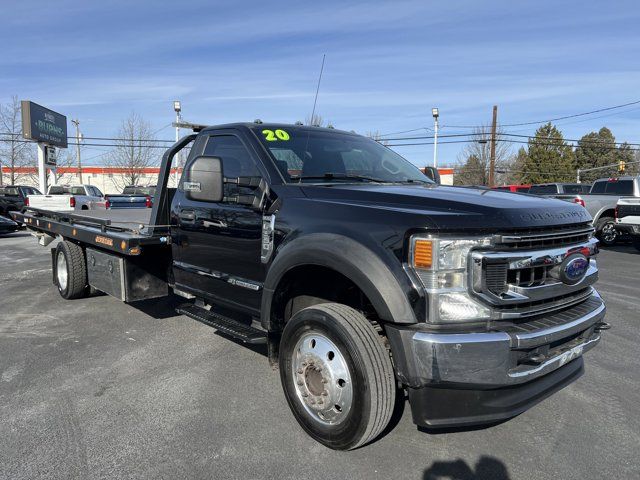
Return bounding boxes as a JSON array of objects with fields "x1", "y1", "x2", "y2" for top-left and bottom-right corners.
[{"x1": 171, "y1": 131, "x2": 266, "y2": 313}]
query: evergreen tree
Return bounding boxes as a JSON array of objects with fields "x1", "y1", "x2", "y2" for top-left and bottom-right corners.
[
  {"x1": 519, "y1": 123, "x2": 574, "y2": 184},
  {"x1": 454, "y1": 154, "x2": 486, "y2": 186},
  {"x1": 575, "y1": 127, "x2": 617, "y2": 181},
  {"x1": 618, "y1": 142, "x2": 636, "y2": 175}
]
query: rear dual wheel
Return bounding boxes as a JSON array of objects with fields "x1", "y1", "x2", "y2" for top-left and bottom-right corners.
[
  {"x1": 279, "y1": 303, "x2": 395, "y2": 450},
  {"x1": 55, "y1": 240, "x2": 88, "y2": 299}
]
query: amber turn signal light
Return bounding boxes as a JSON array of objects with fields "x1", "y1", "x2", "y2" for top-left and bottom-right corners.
[{"x1": 413, "y1": 239, "x2": 433, "y2": 269}]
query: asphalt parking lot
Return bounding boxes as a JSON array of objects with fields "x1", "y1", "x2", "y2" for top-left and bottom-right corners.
[{"x1": 1, "y1": 232, "x2": 638, "y2": 480}]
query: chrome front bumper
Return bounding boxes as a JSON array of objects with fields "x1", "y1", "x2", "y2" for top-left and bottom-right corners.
[{"x1": 387, "y1": 290, "x2": 606, "y2": 388}]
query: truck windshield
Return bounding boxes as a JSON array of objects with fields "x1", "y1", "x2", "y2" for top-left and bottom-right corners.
[{"x1": 253, "y1": 127, "x2": 432, "y2": 184}]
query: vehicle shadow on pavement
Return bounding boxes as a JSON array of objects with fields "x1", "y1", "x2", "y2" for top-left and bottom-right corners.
[
  {"x1": 604, "y1": 244, "x2": 638, "y2": 254},
  {"x1": 0, "y1": 233, "x2": 31, "y2": 239},
  {"x1": 129, "y1": 294, "x2": 186, "y2": 319},
  {"x1": 423, "y1": 456, "x2": 511, "y2": 480}
]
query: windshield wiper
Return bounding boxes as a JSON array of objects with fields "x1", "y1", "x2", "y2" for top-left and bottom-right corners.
[
  {"x1": 395, "y1": 178, "x2": 431, "y2": 184},
  {"x1": 292, "y1": 173, "x2": 387, "y2": 183}
]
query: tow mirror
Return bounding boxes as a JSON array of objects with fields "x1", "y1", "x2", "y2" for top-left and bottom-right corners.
[
  {"x1": 423, "y1": 166, "x2": 441, "y2": 184},
  {"x1": 183, "y1": 156, "x2": 223, "y2": 202}
]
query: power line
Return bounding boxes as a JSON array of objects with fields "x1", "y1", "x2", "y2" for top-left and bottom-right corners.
[
  {"x1": 378, "y1": 127, "x2": 433, "y2": 137},
  {"x1": 440, "y1": 99, "x2": 640, "y2": 129},
  {"x1": 0, "y1": 131, "x2": 174, "y2": 143},
  {"x1": 381, "y1": 131, "x2": 640, "y2": 147}
]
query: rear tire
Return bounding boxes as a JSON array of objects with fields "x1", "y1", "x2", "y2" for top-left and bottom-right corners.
[
  {"x1": 279, "y1": 303, "x2": 395, "y2": 450},
  {"x1": 595, "y1": 217, "x2": 617, "y2": 246},
  {"x1": 55, "y1": 241, "x2": 88, "y2": 299}
]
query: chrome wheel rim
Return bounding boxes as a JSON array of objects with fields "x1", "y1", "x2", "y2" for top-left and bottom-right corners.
[
  {"x1": 602, "y1": 222, "x2": 617, "y2": 243},
  {"x1": 56, "y1": 253, "x2": 68, "y2": 291},
  {"x1": 291, "y1": 332, "x2": 353, "y2": 426}
]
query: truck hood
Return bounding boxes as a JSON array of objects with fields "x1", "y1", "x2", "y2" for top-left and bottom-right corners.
[{"x1": 299, "y1": 184, "x2": 591, "y2": 231}]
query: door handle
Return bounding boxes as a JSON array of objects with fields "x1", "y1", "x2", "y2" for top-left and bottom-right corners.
[{"x1": 179, "y1": 210, "x2": 195, "y2": 221}]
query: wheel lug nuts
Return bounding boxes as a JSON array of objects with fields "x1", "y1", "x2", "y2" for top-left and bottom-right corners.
[
  {"x1": 302, "y1": 362, "x2": 307, "y2": 367},
  {"x1": 321, "y1": 378, "x2": 328, "y2": 384},
  {"x1": 297, "y1": 380, "x2": 303, "y2": 386},
  {"x1": 297, "y1": 369, "x2": 304, "y2": 374},
  {"x1": 318, "y1": 400, "x2": 323, "y2": 405},
  {"x1": 310, "y1": 399, "x2": 315, "y2": 405},
  {"x1": 301, "y1": 393, "x2": 308, "y2": 397},
  {"x1": 322, "y1": 391, "x2": 328, "y2": 396}
]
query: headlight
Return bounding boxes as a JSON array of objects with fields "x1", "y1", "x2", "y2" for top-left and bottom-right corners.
[{"x1": 410, "y1": 235, "x2": 492, "y2": 323}]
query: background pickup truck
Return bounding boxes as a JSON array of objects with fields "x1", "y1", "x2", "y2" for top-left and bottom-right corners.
[
  {"x1": 528, "y1": 183, "x2": 591, "y2": 195},
  {"x1": 27, "y1": 184, "x2": 107, "y2": 212},
  {"x1": 616, "y1": 197, "x2": 640, "y2": 251},
  {"x1": 0, "y1": 185, "x2": 42, "y2": 217},
  {"x1": 13, "y1": 122, "x2": 608, "y2": 450},
  {"x1": 554, "y1": 176, "x2": 640, "y2": 246},
  {"x1": 105, "y1": 185, "x2": 155, "y2": 209}
]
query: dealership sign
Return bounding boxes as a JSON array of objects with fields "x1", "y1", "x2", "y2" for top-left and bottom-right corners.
[{"x1": 21, "y1": 100, "x2": 68, "y2": 148}]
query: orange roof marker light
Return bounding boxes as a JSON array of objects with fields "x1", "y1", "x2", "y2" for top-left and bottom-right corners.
[{"x1": 413, "y1": 239, "x2": 433, "y2": 269}]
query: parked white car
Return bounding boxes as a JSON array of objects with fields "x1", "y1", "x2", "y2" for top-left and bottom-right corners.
[{"x1": 26, "y1": 185, "x2": 108, "y2": 212}]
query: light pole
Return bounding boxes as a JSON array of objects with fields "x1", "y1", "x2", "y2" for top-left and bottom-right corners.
[
  {"x1": 173, "y1": 101, "x2": 182, "y2": 186},
  {"x1": 72, "y1": 119, "x2": 83, "y2": 183},
  {"x1": 432, "y1": 108, "x2": 439, "y2": 168}
]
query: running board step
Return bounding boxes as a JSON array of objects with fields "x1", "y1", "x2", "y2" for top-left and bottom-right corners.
[{"x1": 176, "y1": 304, "x2": 267, "y2": 344}]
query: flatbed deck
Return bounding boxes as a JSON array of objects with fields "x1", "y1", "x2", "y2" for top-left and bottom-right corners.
[
  {"x1": 69, "y1": 208, "x2": 153, "y2": 227},
  {"x1": 11, "y1": 208, "x2": 169, "y2": 256}
]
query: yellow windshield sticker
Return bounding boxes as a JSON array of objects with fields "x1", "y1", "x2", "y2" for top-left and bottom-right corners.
[{"x1": 262, "y1": 129, "x2": 290, "y2": 141}]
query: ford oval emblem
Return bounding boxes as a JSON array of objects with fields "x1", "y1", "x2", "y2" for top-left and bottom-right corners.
[{"x1": 560, "y1": 254, "x2": 589, "y2": 285}]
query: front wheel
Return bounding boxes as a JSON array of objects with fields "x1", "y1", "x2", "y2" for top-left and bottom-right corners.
[
  {"x1": 596, "y1": 217, "x2": 617, "y2": 247},
  {"x1": 279, "y1": 303, "x2": 395, "y2": 450},
  {"x1": 55, "y1": 240, "x2": 88, "y2": 299},
  {"x1": 633, "y1": 238, "x2": 640, "y2": 252}
]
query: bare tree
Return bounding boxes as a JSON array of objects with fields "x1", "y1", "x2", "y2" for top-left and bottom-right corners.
[
  {"x1": 366, "y1": 130, "x2": 389, "y2": 146},
  {"x1": 106, "y1": 112, "x2": 159, "y2": 191},
  {"x1": 305, "y1": 113, "x2": 326, "y2": 127},
  {"x1": 0, "y1": 95, "x2": 35, "y2": 185},
  {"x1": 454, "y1": 126, "x2": 511, "y2": 186}
]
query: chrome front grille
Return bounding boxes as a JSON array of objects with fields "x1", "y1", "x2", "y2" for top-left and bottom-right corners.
[{"x1": 472, "y1": 225, "x2": 599, "y2": 319}]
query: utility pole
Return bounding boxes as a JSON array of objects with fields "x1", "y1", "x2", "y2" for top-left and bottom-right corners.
[
  {"x1": 432, "y1": 107, "x2": 439, "y2": 168},
  {"x1": 488, "y1": 105, "x2": 498, "y2": 187},
  {"x1": 174, "y1": 101, "x2": 182, "y2": 187},
  {"x1": 72, "y1": 119, "x2": 83, "y2": 183}
]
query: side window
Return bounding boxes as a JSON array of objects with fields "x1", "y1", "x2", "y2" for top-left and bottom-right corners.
[
  {"x1": 71, "y1": 186, "x2": 85, "y2": 195},
  {"x1": 202, "y1": 135, "x2": 260, "y2": 197},
  {"x1": 590, "y1": 181, "x2": 606, "y2": 194},
  {"x1": 605, "y1": 180, "x2": 633, "y2": 195},
  {"x1": 203, "y1": 135, "x2": 259, "y2": 178}
]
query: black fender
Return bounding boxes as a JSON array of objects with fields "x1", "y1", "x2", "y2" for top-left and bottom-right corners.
[{"x1": 261, "y1": 233, "x2": 417, "y2": 330}]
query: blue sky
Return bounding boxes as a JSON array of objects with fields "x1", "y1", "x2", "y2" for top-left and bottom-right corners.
[{"x1": 2, "y1": 0, "x2": 640, "y2": 166}]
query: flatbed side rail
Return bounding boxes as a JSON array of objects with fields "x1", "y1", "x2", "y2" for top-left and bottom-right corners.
[{"x1": 11, "y1": 209, "x2": 168, "y2": 256}]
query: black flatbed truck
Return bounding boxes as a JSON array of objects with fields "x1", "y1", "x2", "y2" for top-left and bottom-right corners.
[{"x1": 13, "y1": 122, "x2": 608, "y2": 450}]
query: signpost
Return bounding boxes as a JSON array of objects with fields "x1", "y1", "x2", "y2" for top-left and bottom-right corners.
[{"x1": 21, "y1": 101, "x2": 67, "y2": 192}]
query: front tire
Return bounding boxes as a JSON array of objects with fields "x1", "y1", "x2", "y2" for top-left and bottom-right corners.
[
  {"x1": 55, "y1": 241, "x2": 88, "y2": 299},
  {"x1": 633, "y1": 238, "x2": 640, "y2": 252},
  {"x1": 596, "y1": 217, "x2": 617, "y2": 246},
  {"x1": 279, "y1": 303, "x2": 395, "y2": 450}
]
